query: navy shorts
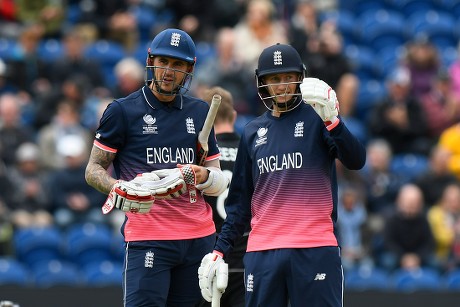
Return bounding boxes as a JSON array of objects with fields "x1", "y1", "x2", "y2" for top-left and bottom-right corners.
[
  {"x1": 123, "y1": 234, "x2": 215, "y2": 307},
  {"x1": 243, "y1": 247, "x2": 343, "y2": 307}
]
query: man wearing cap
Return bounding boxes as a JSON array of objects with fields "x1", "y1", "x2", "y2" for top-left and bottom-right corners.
[{"x1": 85, "y1": 29, "x2": 226, "y2": 306}]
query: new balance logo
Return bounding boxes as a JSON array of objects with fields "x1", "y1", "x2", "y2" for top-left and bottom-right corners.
[{"x1": 314, "y1": 273, "x2": 326, "y2": 281}]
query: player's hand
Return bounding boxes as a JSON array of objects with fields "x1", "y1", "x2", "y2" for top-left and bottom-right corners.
[
  {"x1": 198, "y1": 252, "x2": 228, "y2": 302},
  {"x1": 102, "y1": 181, "x2": 155, "y2": 214},
  {"x1": 149, "y1": 165, "x2": 196, "y2": 199},
  {"x1": 300, "y1": 77, "x2": 339, "y2": 124},
  {"x1": 131, "y1": 171, "x2": 186, "y2": 199}
]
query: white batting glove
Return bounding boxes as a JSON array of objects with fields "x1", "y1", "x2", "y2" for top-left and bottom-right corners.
[
  {"x1": 149, "y1": 165, "x2": 196, "y2": 199},
  {"x1": 131, "y1": 171, "x2": 186, "y2": 199},
  {"x1": 198, "y1": 252, "x2": 228, "y2": 302},
  {"x1": 300, "y1": 77, "x2": 339, "y2": 124},
  {"x1": 102, "y1": 181, "x2": 155, "y2": 214}
]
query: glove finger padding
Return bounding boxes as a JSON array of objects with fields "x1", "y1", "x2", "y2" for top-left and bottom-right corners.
[
  {"x1": 198, "y1": 253, "x2": 227, "y2": 302},
  {"x1": 300, "y1": 77, "x2": 339, "y2": 122},
  {"x1": 132, "y1": 171, "x2": 187, "y2": 199},
  {"x1": 103, "y1": 181, "x2": 155, "y2": 214}
]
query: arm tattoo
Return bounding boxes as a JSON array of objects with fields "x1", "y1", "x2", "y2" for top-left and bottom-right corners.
[{"x1": 85, "y1": 145, "x2": 117, "y2": 195}]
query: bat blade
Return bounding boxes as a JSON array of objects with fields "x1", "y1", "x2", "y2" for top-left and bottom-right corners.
[{"x1": 197, "y1": 94, "x2": 221, "y2": 166}]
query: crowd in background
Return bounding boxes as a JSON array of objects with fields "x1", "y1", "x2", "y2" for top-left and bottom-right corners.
[{"x1": 1, "y1": 0, "x2": 460, "y2": 284}]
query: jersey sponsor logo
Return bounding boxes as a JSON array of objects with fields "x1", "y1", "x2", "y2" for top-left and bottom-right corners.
[
  {"x1": 255, "y1": 127, "x2": 268, "y2": 147},
  {"x1": 219, "y1": 147, "x2": 238, "y2": 162},
  {"x1": 143, "y1": 114, "x2": 158, "y2": 134},
  {"x1": 246, "y1": 273, "x2": 254, "y2": 292},
  {"x1": 314, "y1": 273, "x2": 326, "y2": 281},
  {"x1": 170, "y1": 32, "x2": 181, "y2": 47},
  {"x1": 146, "y1": 147, "x2": 194, "y2": 164},
  {"x1": 145, "y1": 251, "x2": 154, "y2": 268},
  {"x1": 186, "y1": 117, "x2": 196, "y2": 134},
  {"x1": 294, "y1": 121, "x2": 304, "y2": 137},
  {"x1": 256, "y1": 152, "x2": 303, "y2": 174}
]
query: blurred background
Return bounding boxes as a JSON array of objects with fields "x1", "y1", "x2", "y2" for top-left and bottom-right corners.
[{"x1": 1, "y1": 0, "x2": 460, "y2": 306}]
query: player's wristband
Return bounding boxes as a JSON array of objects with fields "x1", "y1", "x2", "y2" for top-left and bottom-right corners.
[{"x1": 195, "y1": 167, "x2": 228, "y2": 196}]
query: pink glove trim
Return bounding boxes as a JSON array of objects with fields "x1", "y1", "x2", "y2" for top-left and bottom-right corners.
[
  {"x1": 213, "y1": 250, "x2": 224, "y2": 258},
  {"x1": 326, "y1": 117, "x2": 340, "y2": 131}
]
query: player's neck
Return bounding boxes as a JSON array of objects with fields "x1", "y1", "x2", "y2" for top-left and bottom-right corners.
[{"x1": 214, "y1": 123, "x2": 234, "y2": 134}]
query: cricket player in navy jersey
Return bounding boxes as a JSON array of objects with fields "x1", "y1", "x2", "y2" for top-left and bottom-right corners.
[
  {"x1": 198, "y1": 43, "x2": 366, "y2": 306},
  {"x1": 85, "y1": 28, "x2": 228, "y2": 306},
  {"x1": 198, "y1": 86, "x2": 246, "y2": 307}
]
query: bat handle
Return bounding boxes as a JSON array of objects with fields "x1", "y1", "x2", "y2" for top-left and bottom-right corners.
[{"x1": 211, "y1": 276, "x2": 222, "y2": 307}]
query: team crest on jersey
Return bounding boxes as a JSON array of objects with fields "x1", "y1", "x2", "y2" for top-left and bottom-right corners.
[
  {"x1": 142, "y1": 114, "x2": 158, "y2": 134},
  {"x1": 294, "y1": 121, "x2": 304, "y2": 137},
  {"x1": 255, "y1": 127, "x2": 268, "y2": 147},
  {"x1": 170, "y1": 33, "x2": 181, "y2": 47},
  {"x1": 273, "y1": 51, "x2": 282, "y2": 65},
  {"x1": 186, "y1": 117, "x2": 196, "y2": 134}
]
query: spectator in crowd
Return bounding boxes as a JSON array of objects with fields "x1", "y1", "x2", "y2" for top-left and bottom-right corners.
[
  {"x1": 403, "y1": 36, "x2": 440, "y2": 100},
  {"x1": 367, "y1": 66, "x2": 431, "y2": 155},
  {"x1": 34, "y1": 74, "x2": 92, "y2": 129},
  {"x1": 110, "y1": 57, "x2": 145, "y2": 99},
  {"x1": 380, "y1": 184, "x2": 436, "y2": 272},
  {"x1": 337, "y1": 184, "x2": 368, "y2": 271},
  {"x1": 414, "y1": 145, "x2": 458, "y2": 208},
  {"x1": 0, "y1": 93, "x2": 34, "y2": 167},
  {"x1": 7, "y1": 142, "x2": 53, "y2": 229},
  {"x1": 427, "y1": 183, "x2": 460, "y2": 271},
  {"x1": 419, "y1": 69, "x2": 460, "y2": 140},
  {"x1": 50, "y1": 134, "x2": 106, "y2": 229},
  {"x1": 289, "y1": 0, "x2": 319, "y2": 61},
  {"x1": 233, "y1": 0, "x2": 288, "y2": 77},
  {"x1": 15, "y1": 0, "x2": 66, "y2": 39},
  {"x1": 305, "y1": 23, "x2": 353, "y2": 90},
  {"x1": 36, "y1": 100, "x2": 92, "y2": 170},
  {"x1": 48, "y1": 27, "x2": 105, "y2": 90},
  {"x1": 194, "y1": 27, "x2": 253, "y2": 115},
  {"x1": 359, "y1": 138, "x2": 404, "y2": 215},
  {"x1": 6, "y1": 25, "x2": 50, "y2": 97},
  {"x1": 448, "y1": 41, "x2": 460, "y2": 99},
  {"x1": 0, "y1": 59, "x2": 18, "y2": 95},
  {"x1": 73, "y1": 0, "x2": 139, "y2": 51},
  {"x1": 0, "y1": 160, "x2": 14, "y2": 255},
  {"x1": 437, "y1": 122, "x2": 460, "y2": 181}
]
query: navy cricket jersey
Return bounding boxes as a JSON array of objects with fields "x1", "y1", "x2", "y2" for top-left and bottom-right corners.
[
  {"x1": 214, "y1": 103, "x2": 366, "y2": 256},
  {"x1": 94, "y1": 86, "x2": 220, "y2": 241}
]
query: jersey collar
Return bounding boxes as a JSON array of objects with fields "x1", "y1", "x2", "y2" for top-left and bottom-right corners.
[{"x1": 142, "y1": 86, "x2": 183, "y2": 110}]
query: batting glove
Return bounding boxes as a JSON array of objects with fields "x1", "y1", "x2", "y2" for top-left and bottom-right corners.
[
  {"x1": 131, "y1": 171, "x2": 185, "y2": 199},
  {"x1": 149, "y1": 165, "x2": 196, "y2": 199},
  {"x1": 300, "y1": 77, "x2": 339, "y2": 125},
  {"x1": 102, "y1": 181, "x2": 155, "y2": 214},
  {"x1": 198, "y1": 252, "x2": 228, "y2": 302}
]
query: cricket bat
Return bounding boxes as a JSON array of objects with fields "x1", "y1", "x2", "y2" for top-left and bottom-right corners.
[{"x1": 197, "y1": 94, "x2": 221, "y2": 166}]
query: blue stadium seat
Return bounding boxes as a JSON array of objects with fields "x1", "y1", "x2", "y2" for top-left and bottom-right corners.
[
  {"x1": 0, "y1": 38, "x2": 18, "y2": 61},
  {"x1": 32, "y1": 259, "x2": 81, "y2": 288},
  {"x1": 385, "y1": 0, "x2": 435, "y2": 16},
  {"x1": 38, "y1": 39, "x2": 64, "y2": 63},
  {"x1": 82, "y1": 260, "x2": 123, "y2": 287},
  {"x1": 390, "y1": 153, "x2": 429, "y2": 183},
  {"x1": 65, "y1": 223, "x2": 115, "y2": 267},
  {"x1": 84, "y1": 40, "x2": 126, "y2": 86},
  {"x1": 408, "y1": 10, "x2": 457, "y2": 49},
  {"x1": 391, "y1": 268, "x2": 441, "y2": 292},
  {"x1": 357, "y1": 9, "x2": 408, "y2": 51},
  {"x1": 345, "y1": 266, "x2": 390, "y2": 291},
  {"x1": 13, "y1": 227, "x2": 64, "y2": 268},
  {"x1": 345, "y1": 44, "x2": 383, "y2": 80},
  {"x1": 320, "y1": 10, "x2": 360, "y2": 45},
  {"x1": 444, "y1": 269, "x2": 460, "y2": 290},
  {"x1": 377, "y1": 46, "x2": 405, "y2": 78},
  {"x1": 0, "y1": 257, "x2": 30, "y2": 286},
  {"x1": 355, "y1": 78, "x2": 387, "y2": 121},
  {"x1": 195, "y1": 42, "x2": 217, "y2": 68},
  {"x1": 440, "y1": 46, "x2": 458, "y2": 67}
]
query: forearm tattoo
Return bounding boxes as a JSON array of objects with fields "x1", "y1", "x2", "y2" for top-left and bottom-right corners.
[{"x1": 85, "y1": 146, "x2": 117, "y2": 195}]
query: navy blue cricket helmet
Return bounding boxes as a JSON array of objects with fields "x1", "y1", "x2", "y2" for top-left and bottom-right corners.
[
  {"x1": 255, "y1": 43, "x2": 306, "y2": 112},
  {"x1": 146, "y1": 28, "x2": 196, "y2": 95}
]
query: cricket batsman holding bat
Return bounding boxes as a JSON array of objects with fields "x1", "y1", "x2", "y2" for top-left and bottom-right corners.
[
  {"x1": 198, "y1": 43, "x2": 366, "y2": 306},
  {"x1": 85, "y1": 28, "x2": 228, "y2": 306}
]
